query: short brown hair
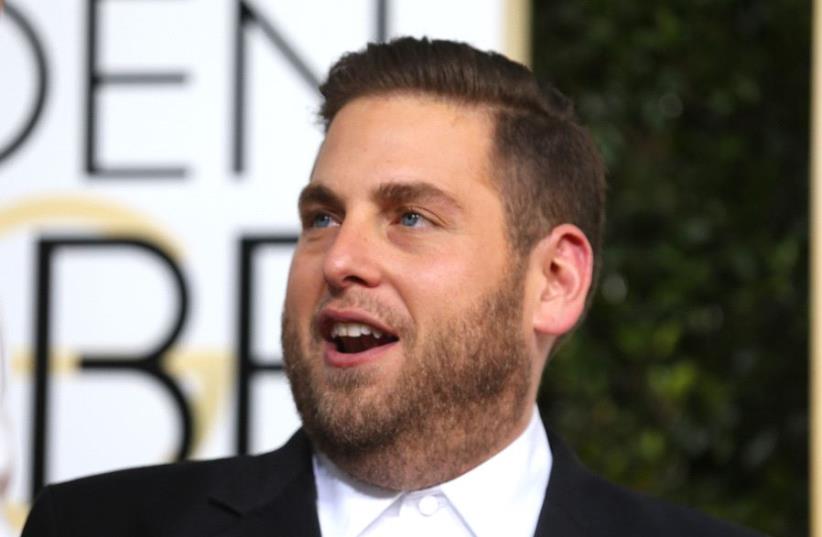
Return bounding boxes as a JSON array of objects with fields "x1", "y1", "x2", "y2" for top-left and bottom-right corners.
[{"x1": 319, "y1": 37, "x2": 606, "y2": 279}]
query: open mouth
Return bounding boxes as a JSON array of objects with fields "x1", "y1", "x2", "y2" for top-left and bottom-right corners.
[{"x1": 323, "y1": 321, "x2": 399, "y2": 354}]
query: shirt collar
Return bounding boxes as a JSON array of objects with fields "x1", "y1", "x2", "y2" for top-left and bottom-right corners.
[
  {"x1": 439, "y1": 406, "x2": 551, "y2": 537},
  {"x1": 313, "y1": 451, "x2": 400, "y2": 537},
  {"x1": 313, "y1": 406, "x2": 552, "y2": 537}
]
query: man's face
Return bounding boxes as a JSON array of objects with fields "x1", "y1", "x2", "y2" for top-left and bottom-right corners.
[{"x1": 281, "y1": 95, "x2": 534, "y2": 472}]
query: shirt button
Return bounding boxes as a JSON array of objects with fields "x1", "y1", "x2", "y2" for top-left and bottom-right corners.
[{"x1": 417, "y1": 495, "x2": 439, "y2": 516}]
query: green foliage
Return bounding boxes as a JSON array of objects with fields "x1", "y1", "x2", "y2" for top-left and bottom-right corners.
[{"x1": 532, "y1": 1, "x2": 809, "y2": 535}]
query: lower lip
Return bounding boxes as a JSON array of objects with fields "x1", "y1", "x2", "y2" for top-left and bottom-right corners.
[{"x1": 323, "y1": 339, "x2": 399, "y2": 368}]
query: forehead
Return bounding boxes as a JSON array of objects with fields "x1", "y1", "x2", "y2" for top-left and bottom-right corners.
[{"x1": 309, "y1": 94, "x2": 498, "y2": 197}]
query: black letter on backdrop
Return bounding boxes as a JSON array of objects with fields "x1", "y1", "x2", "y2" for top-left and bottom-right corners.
[
  {"x1": 231, "y1": 2, "x2": 320, "y2": 175},
  {"x1": 0, "y1": 3, "x2": 49, "y2": 164},
  {"x1": 235, "y1": 235, "x2": 297, "y2": 454},
  {"x1": 375, "y1": 0, "x2": 390, "y2": 42},
  {"x1": 84, "y1": 0, "x2": 188, "y2": 178},
  {"x1": 30, "y1": 237, "x2": 192, "y2": 501}
]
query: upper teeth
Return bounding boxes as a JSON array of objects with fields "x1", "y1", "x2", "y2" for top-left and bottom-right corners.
[{"x1": 331, "y1": 322, "x2": 383, "y2": 339}]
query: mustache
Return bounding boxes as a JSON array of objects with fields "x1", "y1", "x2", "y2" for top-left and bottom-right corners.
[{"x1": 310, "y1": 293, "x2": 411, "y2": 340}]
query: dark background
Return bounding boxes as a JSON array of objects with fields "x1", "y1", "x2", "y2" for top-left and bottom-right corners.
[{"x1": 532, "y1": 1, "x2": 809, "y2": 535}]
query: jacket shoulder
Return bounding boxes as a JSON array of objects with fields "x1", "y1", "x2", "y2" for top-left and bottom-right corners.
[
  {"x1": 22, "y1": 430, "x2": 314, "y2": 537},
  {"x1": 542, "y1": 429, "x2": 768, "y2": 537},
  {"x1": 573, "y1": 470, "x2": 766, "y2": 537}
]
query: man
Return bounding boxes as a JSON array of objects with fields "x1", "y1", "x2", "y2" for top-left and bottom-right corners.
[{"x1": 22, "y1": 37, "x2": 763, "y2": 537}]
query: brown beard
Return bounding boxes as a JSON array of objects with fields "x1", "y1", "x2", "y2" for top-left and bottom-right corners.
[{"x1": 281, "y1": 262, "x2": 532, "y2": 490}]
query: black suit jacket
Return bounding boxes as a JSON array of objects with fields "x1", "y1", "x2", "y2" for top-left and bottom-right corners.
[{"x1": 22, "y1": 427, "x2": 764, "y2": 536}]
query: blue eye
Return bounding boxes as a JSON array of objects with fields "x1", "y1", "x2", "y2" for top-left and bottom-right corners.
[
  {"x1": 311, "y1": 213, "x2": 335, "y2": 228},
  {"x1": 399, "y1": 212, "x2": 423, "y2": 227}
]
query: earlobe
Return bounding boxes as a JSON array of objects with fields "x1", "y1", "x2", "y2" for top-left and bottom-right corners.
[{"x1": 531, "y1": 224, "x2": 594, "y2": 336}]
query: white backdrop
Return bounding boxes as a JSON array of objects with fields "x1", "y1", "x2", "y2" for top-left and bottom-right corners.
[{"x1": 0, "y1": 1, "x2": 519, "y2": 532}]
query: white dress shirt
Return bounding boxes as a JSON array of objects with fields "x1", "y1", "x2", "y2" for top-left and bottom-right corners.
[{"x1": 313, "y1": 406, "x2": 552, "y2": 537}]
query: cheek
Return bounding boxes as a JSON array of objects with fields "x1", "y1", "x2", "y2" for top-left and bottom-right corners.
[
  {"x1": 390, "y1": 248, "x2": 503, "y2": 319},
  {"x1": 284, "y1": 252, "x2": 323, "y2": 315}
]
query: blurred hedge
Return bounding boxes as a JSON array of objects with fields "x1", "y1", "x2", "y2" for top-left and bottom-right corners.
[{"x1": 532, "y1": 2, "x2": 809, "y2": 535}]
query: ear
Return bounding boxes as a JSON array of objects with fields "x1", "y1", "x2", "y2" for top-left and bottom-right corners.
[{"x1": 530, "y1": 224, "x2": 594, "y2": 336}]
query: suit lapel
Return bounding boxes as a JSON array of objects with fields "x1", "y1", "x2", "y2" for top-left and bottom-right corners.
[
  {"x1": 533, "y1": 502, "x2": 586, "y2": 537},
  {"x1": 207, "y1": 430, "x2": 322, "y2": 537},
  {"x1": 533, "y1": 428, "x2": 598, "y2": 537},
  {"x1": 210, "y1": 475, "x2": 321, "y2": 537}
]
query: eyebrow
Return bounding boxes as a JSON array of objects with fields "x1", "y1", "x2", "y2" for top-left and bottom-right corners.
[
  {"x1": 297, "y1": 180, "x2": 463, "y2": 214},
  {"x1": 298, "y1": 184, "x2": 344, "y2": 214},
  {"x1": 372, "y1": 181, "x2": 463, "y2": 212}
]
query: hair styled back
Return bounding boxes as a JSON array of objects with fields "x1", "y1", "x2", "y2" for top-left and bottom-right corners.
[{"x1": 319, "y1": 37, "x2": 606, "y2": 280}]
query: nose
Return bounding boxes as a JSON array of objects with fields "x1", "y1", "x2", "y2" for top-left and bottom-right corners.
[{"x1": 322, "y1": 217, "x2": 382, "y2": 292}]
